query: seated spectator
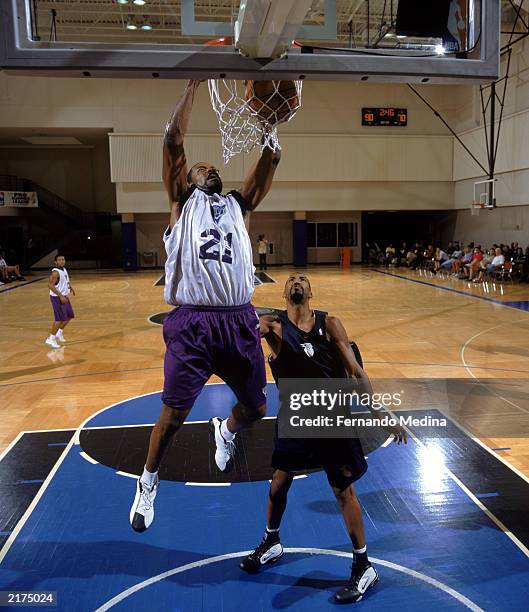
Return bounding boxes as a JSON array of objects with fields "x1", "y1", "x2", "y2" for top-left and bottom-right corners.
[
  {"x1": 422, "y1": 244, "x2": 435, "y2": 270},
  {"x1": 409, "y1": 242, "x2": 424, "y2": 269},
  {"x1": 434, "y1": 247, "x2": 449, "y2": 272},
  {"x1": 385, "y1": 243, "x2": 396, "y2": 267},
  {"x1": 475, "y1": 248, "x2": 505, "y2": 282},
  {"x1": 441, "y1": 247, "x2": 463, "y2": 273},
  {"x1": 453, "y1": 246, "x2": 472, "y2": 276},
  {"x1": 0, "y1": 254, "x2": 25, "y2": 284},
  {"x1": 523, "y1": 246, "x2": 529, "y2": 282},
  {"x1": 463, "y1": 246, "x2": 483, "y2": 280},
  {"x1": 397, "y1": 242, "x2": 408, "y2": 267}
]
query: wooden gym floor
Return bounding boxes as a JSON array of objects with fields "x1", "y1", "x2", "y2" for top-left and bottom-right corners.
[{"x1": 1, "y1": 265, "x2": 529, "y2": 477}]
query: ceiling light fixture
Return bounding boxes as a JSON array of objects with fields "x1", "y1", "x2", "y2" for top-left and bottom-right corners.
[
  {"x1": 116, "y1": 0, "x2": 129, "y2": 5},
  {"x1": 133, "y1": 0, "x2": 146, "y2": 6},
  {"x1": 142, "y1": 22, "x2": 152, "y2": 30},
  {"x1": 126, "y1": 21, "x2": 137, "y2": 30}
]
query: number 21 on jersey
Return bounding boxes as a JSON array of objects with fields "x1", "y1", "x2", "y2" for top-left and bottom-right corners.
[{"x1": 199, "y1": 229, "x2": 233, "y2": 264}]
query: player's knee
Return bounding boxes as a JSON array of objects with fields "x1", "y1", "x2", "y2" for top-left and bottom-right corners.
[
  {"x1": 160, "y1": 403, "x2": 188, "y2": 429},
  {"x1": 240, "y1": 402, "x2": 266, "y2": 423},
  {"x1": 269, "y1": 470, "x2": 294, "y2": 501}
]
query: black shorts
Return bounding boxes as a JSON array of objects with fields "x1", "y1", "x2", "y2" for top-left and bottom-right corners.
[{"x1": 272, "y1": 436, "x2": 367, "y2": 491}]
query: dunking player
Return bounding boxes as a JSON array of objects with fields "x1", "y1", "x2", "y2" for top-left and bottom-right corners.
[
  {"x1": 45, "y1": 254, "x2": 75, "y2": 350},
  {"x1": 240, "y1": 273, "x2": 407, "y2": 604},
  {"x1": 130, "y1": 80, "x2": 281, "y2": 532}
]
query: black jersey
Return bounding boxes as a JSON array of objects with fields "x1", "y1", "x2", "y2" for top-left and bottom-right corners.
[
  {"x1": 268, "y1": 310, "x2": 346, "y2": 382},
  {"x1": 268, "y1": 310, "x2": 368, "y2": 486}
]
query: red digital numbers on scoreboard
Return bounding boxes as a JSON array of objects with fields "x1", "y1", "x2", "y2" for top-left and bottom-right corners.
[{"x1": 362, "y1": 108, "x2": 407, "y2": 126}]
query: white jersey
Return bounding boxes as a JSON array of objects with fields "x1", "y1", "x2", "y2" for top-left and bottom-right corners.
[
  {"x1": 164, "y1": 188, "x2": 255, "y2": 307},
  {"x1": 49, "y1": 267, "x2": 71, "y2": 296}
]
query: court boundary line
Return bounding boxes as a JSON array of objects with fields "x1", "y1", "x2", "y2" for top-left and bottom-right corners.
[
  {"x1": 152, "y1": 274, "x2": 165, "y2": 287},
  {"x1": 2, "y1": 387, "x2": 528, "y2": 567},
  {"x1": 0, "y1": 382, "x2": 240, "y2": 563},
  {"x1": 399, "y1": 422, "x2": 529, "y2": 559},
  {"x1": 0, "y1": 432, "x2": 24, "y2": 462},
  {"x1": 255, "y1": 271, "x2": 276, "y2": 283},
  {"x1": 94, "y1": 548, "x2": 483, "y2": 612},
  {"x1": 0, "y1": 277, "x2": 45, "y2": 294},
  {"x1": 373, "y1": 269, "x2": 529, "y2": 312},
  {"x1": 460, "y1": 323, "x2": 529, "y2": 417},
  {"x1": 436, "y1": 408, "x2": 529, "y2": 486},
  {"x1": 4, "y1": 413, "x2": 529, "y2": 516},
  {"x1": 0, "y1": 389, "x2": 163, "y2": 565}
]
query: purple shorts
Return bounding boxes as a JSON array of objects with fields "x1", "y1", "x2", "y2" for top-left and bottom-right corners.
[
  {"x1": 50, "y1": 295, "x2": 74, "y2": 321},
  {"x1": 162, "y1": 303, "x2": 266, "y2": 411}
]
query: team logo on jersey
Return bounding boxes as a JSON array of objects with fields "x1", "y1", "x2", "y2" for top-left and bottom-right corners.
[
  {"x1": 211, "y1": 202, "x2": 226, "y2": 223},
  {"x1": 301, "y1": 342, "x2": 315, "y2": 358}
]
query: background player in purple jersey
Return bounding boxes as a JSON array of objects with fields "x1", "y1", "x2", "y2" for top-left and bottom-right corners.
[{"x1": 130, "y1": 80, "x2": 282, "y2": 533}]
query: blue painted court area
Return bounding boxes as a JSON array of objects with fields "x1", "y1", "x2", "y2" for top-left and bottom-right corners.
[{"x1": 0, "y1": 384, "x2": 528, "y2": 611}]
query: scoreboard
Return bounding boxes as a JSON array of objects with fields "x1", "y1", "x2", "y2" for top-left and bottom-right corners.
[{"x1": 362, "y1": 108, "x2": 408, "y2": 126}]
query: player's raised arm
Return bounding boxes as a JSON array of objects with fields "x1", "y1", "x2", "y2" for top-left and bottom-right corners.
[
  {"x1": 326, "y1": 315, "x2": 407, "y2": 445},
  {"x1": 163, "y1": 80, "x2": 200, "y2": 227},
  {"x1": 239, "y1": 144, "x2": 281, "y2": 215}
]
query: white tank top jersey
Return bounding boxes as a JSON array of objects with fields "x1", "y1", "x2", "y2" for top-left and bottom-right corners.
[
  {"x1": 49, "y1": 267, "x2": 71, "y2": 296},
  {"x1": 164, "y1": 188, "x2": 255, "y2": 307}
]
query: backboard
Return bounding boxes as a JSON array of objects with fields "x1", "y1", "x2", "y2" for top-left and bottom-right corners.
[{"x1": 0, "y1": 0, "x2": 500, "y2": 83}]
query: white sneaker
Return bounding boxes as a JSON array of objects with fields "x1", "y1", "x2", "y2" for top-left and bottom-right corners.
[
  {"x1": 209, "y1": 417, "x2": 236, "y2": 473},
  {"x1": 130, "y1": 476, "x2": 159, "y2": 532},
  {"x1": 56, "y1": 330, "x2": 65, "y2": 342},
  {"x1": 45, "y1": 336, "x2": 61, "y2": 349}
]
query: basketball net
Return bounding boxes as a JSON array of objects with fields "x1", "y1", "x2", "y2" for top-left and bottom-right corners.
[{"x1": 207, "y1": 79, "x2": 303, "y2": 163}]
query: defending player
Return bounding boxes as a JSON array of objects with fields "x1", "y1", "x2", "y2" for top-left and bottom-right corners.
[
  {"x1": 130, "y1": 80, "x2": 281, "y2": 532},
  {"x1": 239, "y1": 273, "x2": 407, "y2": 604},
  {"x1": 45, "y1": 254, "x2": 75, "y2": 350}
]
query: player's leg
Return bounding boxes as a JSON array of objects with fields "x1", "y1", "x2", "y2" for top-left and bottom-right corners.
[
  {"x1": 210, "y1": 304, "x2": 267, "y2": 472},
  {"x1": 325, "y1": 464, "x2": 378, "y2": 603},
  {"x1": 56, "y1": 299, "x2": 74, "y2": 342},
  {"x1": 56, "y1": 317, "x2": 71, "y2": 342},
  {"x1": 46, "y1": 298, "x2": 63, "y2": 349},
  {"x1": 130, "y1": 307, "x2": 212, "y2": 532},
  {"x1": 240, "y1": 469, "x2": 293, "y2": 573}
]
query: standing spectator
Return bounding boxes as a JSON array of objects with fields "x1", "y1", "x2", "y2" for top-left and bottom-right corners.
[{"x1": 257, "y1": 234, "x2": 269, "y2": 270}]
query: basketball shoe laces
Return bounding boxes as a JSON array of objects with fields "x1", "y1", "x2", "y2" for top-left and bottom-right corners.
[
  {"x1": 223, "y1": 436, "x2": 236, "y2": 459},
  {"x1": 248, "y1": 534, "x2": 275, "y2": 562},
  {"x1": 138, "y1": 480, "x2": 156, "y2": 513},
  {"x1": 346, "y1": 562, "x2": 371, "y2": 591}
]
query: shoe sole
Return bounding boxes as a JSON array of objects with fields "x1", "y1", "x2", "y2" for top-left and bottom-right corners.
[
  {"x1": 209, "y1": 418, "x2": 234, "y2": 474},
  {"x1": 240, "y1": 549, "x2": 284, "y2": 574}
]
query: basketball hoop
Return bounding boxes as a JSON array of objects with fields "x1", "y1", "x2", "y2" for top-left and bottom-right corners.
[
  {"x1": 208, "y1": 79, "x2": 303, "y2": 163},
  {"x1": 470, "y1": 201, "x2": 485, "y2": 216}
]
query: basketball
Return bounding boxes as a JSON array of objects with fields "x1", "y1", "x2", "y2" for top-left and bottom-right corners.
[{"x1": 245, "y1": 80, "x2": 300, "y2": 125}]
